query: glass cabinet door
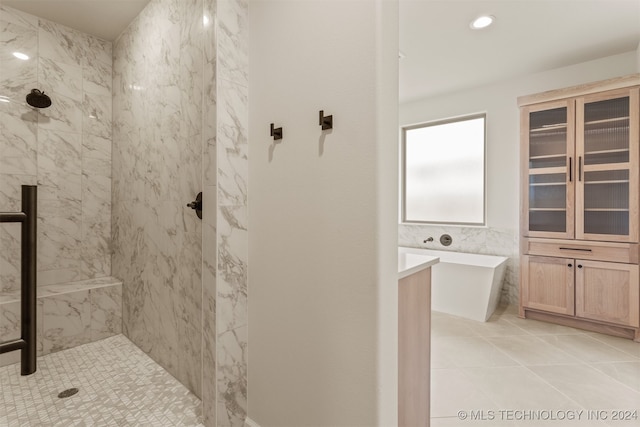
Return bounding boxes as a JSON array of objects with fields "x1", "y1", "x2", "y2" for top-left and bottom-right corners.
[
  {"x1": 576, "y1": 89, "x2": 639, "y2": 242},
  {"x1": 524, "y1": 101, "x2": 574, "y2": 238}
]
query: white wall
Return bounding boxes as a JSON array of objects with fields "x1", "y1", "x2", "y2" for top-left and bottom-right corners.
[
  {"x1": 248, "y1": 1, "x2": 398, "y2": 426},
  {"x1": 637, "y1": 42, "x2": 640, "y2": 71},
  {"x1": 399, "y1": 50, "x2": 639, "y2": 305}
]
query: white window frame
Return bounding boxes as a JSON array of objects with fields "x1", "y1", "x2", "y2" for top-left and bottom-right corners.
[{"x1": 400, "y1": 113, "x2": 487, "y2": 226}]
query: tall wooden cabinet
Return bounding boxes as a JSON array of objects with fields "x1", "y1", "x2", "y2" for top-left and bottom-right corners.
[{"x1": 519, "y1": 75, "x2": 640, "y2": 342}]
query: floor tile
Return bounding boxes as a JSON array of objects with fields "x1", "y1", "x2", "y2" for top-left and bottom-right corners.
[
  {"x1": 430, "y1": 415, "x2": 520, "y2": 426},
  {"x1": 528, "y1": 364, "x2": 640, "y2": 411},
  {"x1": 465, "y1": 316, "x2": 531, "y2": 337},
  {"x1": 586, "y1": 333, "x2": 640, "y2": 359},
  {"x1": 431, "y1": 368, "x2": 498, "y2": 418},
  {"x1": 461, "y1": 365, "x2": 581, "y2": 410},
  {"x1": 431, "y1": 311, "x2": 478, "y2": 338},
  {"x1": 501, "y1": 312, "x2": 588, "y2": 335},
  {"x1": 539, "y1": 334, "x2": 638, "y2": 363},
  {"x1": 0, "y1": 334, "x2": 203, "y2": 426},
  {"x1": 432, "y1": 307, "x2": 640, "y2": 427},
  {"x1": 486, "y1": 334, "x2": 580, "y2": 366},
  {"x1": 590, "y1": 361, "x2": 640, "y2": 392},
  {"x1": 432, "y1": 336, "x2": 519, "y2": 368}
]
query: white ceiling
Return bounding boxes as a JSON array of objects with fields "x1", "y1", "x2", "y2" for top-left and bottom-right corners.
[
  {"x1": 399, "y1": 0, "x2": 640, "y2": 103},
  {"x1": 3, "y1": 0, "x2": 639, "y2": 103},
  {"x1": 1, "y1": 0, "x2": 151, "y2": 41}
]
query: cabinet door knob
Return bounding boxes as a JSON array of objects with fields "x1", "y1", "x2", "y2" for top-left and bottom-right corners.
[
  {"x1": 578, "y1": 264, "x2": 583, "y2": 269},
  {"x1": 568, "y1": 263, "x2": 573, "y2": 268}
]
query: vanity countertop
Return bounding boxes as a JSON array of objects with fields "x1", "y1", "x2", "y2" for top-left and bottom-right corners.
[{"x1": 398, "y1": 247, "x2": 439, "y2": 279}]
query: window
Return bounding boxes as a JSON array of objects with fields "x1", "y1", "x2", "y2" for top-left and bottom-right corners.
[{"x1": 401, "y1": 114, "x2": 486, "y2": 225}]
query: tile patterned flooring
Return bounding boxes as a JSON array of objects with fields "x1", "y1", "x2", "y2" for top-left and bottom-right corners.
[
  {"x1": 0, "y1": 335, "x2": 203, "y2": 426},
  {"x1": 431, "y1": 306, "x2": 640, "y2": 427},
  {"x1": 3, "y1": 306, "x2": 639, "y2": 426}
]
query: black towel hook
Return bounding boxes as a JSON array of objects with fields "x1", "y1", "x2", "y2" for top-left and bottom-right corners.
[
  {"x1": 319, "y1": 110, "x2": 333, "y2": 130},
  {"x1": 270, "y1": 123, "x2": 283, "y2": 140}
]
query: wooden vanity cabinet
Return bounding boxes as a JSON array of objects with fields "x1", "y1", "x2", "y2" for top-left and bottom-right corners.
[
  {"x1": 575, "y1": 260, "x2": 639, "y2": 328},
  {"x1": 522, "y1": 254, "x2": 639, "y2": 328},
  {"x1": 519, "y1": 75, "x2": 640, "y2": 341},
  {"x1": 521, "y1": 255, "x2": 575, "y2": 316}
]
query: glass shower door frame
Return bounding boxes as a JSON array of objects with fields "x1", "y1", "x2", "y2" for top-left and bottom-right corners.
[{"x1": 575, "y1": 88, "x2": 640, "y2": 243}]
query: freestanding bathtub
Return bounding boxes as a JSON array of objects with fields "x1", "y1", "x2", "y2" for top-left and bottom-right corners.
[{"x1": 399, "y1": 247, "x2": 508, "y2": 322}]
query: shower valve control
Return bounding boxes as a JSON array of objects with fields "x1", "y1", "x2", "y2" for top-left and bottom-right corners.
[
  {"x1": 187, "y1": 192, "x2": 203, "y2": 220},
  {"x1": 440, "y1": 234, "x2": 453, "y2": 246}
]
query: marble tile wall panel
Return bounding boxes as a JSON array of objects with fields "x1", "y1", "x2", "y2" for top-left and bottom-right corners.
[
  {"x1": 217, "y1": 80, "x2": 248, "y2": 207},
  {"x1": 0, "y1": 297, "x2": 42, "y2": 367},
  {"x1": 83, "y1": 59, "x2": 112, "y2": 97},
  {"x1": 81, "y1": 157, "x2": 111, "y2": 278},
  {"x1": 0, "y1": 5, "x2": 113, "y2": 291},
  {"x1": 216, "y1": 0, "x2": 249, "y2": 424},
  {"x1": 1, "y1": 281, "x2": 122, "y2": 367},
  {"x1": 217, "y1": 205, "x2": 247, "y2": 332},
  {"x1": 0, "y1": 223, "x2": 21, "y2": 294},
  {"x1": 37, "y1": 18, "x2": 112, "y2": 69},
  {"x1": 0, "y1": 299, "x2": 20, "y2": 368},
  {"x1": 36, "y1": 94, "x2": 83, "y2": 134},
  {"x1": 202, "y1": 0, "x2": 218, "y2": 423},
  {"x1": 0, "y1": 111, "x2": 38, "y2": 176},
  {"x1": 38, "y1": 57, "x2": 82, "y2": 101},
  {"x1": 203, "y1": 0, "x2": 217, "y2": 189},
  {"x1": 83, "y1": 93, "x2": 112, "y2": 139},
  {"x1": 0, "y1": 174, "x2": 37, "y2": 212},
  {"x1": 37, "y1": 199, "x2": 83, "y2": 286},
  {"x1": 90, "y1": 284, "x2": 122, "y2": 341},
  {"x1": 0, "y1": 300, "x2": 20, "y2": 342},
  {"x1": 0, "y1": 17, "x2": 37, "y2": 104},
  {"x1": 202, "y1": 184, "x2": 217, "y2": 426},
  {"x1": 216, "y1": 325, "x2": 247, "y2": 427},
  {"x1": 398, "y1": 224, "x2": 520, "y2": 305},
  {"x1": 0, "y1": 174, "x2": 35, "y2": 293},
  {"x1": 113, "y1": 0, "x2": 204, "y2": 400},
  {"x1": 0, "y1": 5, "x2": 37, "y2": 30},
  {"x1": 82, "y1": 134, "x2": 111, "y2": 162},
  {"x1": 41, "y1": 289, "x2": 91, "y2": 354},
  {"x1": 37, "y1": 129, "x2": 82, "y2": 202},
  {"x1": 217, "y1": 0, "x2": 248, "y2": 87}
]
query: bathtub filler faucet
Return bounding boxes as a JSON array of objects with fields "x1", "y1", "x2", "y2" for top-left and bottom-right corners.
[{"x1": 423, "y1": 237, "x2": 434, "y2": 243}]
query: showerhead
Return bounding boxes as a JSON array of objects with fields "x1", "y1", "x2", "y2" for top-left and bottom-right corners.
[{"x1": 26, "y1": 89, "x2": 52, "y2": 108}]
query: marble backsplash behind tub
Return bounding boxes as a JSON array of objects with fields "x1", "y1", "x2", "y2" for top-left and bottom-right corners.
[{"x1": 399, "y1": 224, "x2": 519, "y2": 305}]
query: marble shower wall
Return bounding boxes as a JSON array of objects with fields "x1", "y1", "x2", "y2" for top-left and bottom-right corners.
[
  {"x1": 113, "y1": 0, "x2": 248, "y2": 424},
  {"x1": 214, "y1": 1, "x2": 249, "y2": 425},
  {"x1": 112, "y1": 0, "x2": 204, "y2": 398},
  {"x1": 0, "y1": 5, "x2": 112, "y2": 292},
  {"x1": 399, "y1": 224, "x2": 520, "y2": 305},
  {"x1": 201, "y1": 0, "x2": 218, "y2": 424}
]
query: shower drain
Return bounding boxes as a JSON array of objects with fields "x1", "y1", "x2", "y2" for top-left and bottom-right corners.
[{"x1": 57, "y1": 388, "x2": 79, "y2": 399}]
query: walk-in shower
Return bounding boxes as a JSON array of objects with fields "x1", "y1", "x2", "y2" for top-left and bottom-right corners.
[{"x1": 0, "y1": 0, "x2": 248, "y2": 424}]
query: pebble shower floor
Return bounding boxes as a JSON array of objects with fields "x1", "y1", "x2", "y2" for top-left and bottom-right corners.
[{"x1": 0, "y1": 335, "x2": 203, "y2": 426}]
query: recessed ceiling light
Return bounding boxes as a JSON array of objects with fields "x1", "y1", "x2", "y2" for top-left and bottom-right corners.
[
  {"x1": 470, "y1": 15, "x2": 495, "y2": 30},
  {"x1": 13, "y1": 52, "x2": 29, "y2": 60}
]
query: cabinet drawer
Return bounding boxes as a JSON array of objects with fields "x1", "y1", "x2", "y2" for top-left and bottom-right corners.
[{"x1": 524, "y1": 238, "x2": 639, "y2": 264}]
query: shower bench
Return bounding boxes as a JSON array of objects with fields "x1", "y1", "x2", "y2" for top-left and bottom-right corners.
[{"x1": 0, "y1": 276, "x2": 122, "y2": 367}]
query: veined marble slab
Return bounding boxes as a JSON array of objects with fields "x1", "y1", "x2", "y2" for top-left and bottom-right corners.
[{"x1": 0, "y1": 276, "x2": 122, "y2": 367}]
